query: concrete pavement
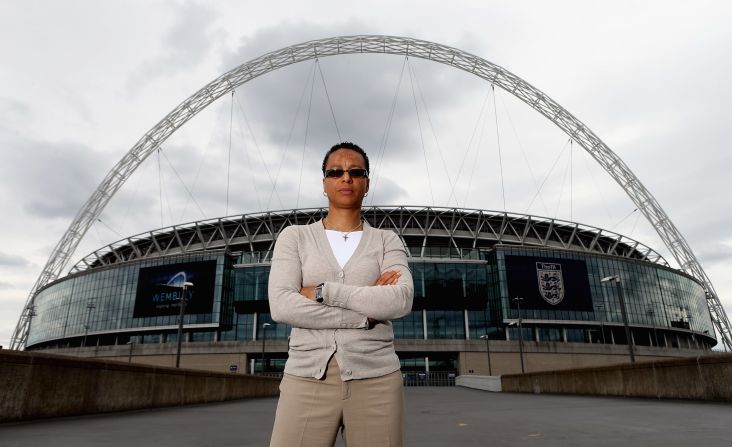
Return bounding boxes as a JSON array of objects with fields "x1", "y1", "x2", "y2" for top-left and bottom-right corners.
[{"x1": 1, "y1": 387, "x2": 730, "y2": 446}]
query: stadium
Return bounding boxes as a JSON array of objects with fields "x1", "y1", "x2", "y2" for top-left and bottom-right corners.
[
  {"x1": 22, "y1": 206, "x2": 716, "y2": 376},
  {"x1": 12, "y1": 36, "x2": 729, "y2": 378}
]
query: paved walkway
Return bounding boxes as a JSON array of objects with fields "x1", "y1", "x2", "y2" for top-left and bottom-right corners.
[{"x1": 1, "y1": 388, "x2": 730, "y2": 446}]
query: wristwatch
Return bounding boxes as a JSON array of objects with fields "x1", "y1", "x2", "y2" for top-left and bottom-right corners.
[{"x1": 315, "y1": 283, "x2": 325, "y2": 303}]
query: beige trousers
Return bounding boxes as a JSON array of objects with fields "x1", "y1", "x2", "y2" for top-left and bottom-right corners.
[{"x1": 269, "y1": 357, "x2": 405, "y2": 447}]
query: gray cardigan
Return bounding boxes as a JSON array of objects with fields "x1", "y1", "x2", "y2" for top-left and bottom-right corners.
[{"x1": 268, "y1": 219, "x2": 414, "y2": 381}]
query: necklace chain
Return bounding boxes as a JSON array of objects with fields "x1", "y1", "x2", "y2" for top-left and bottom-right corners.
[{"x1": 323, "y1": 218, "x2": 363, "y2": 242}]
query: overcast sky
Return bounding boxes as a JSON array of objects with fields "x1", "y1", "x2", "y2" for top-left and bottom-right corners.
[{"x1": 1, "y1": 0, "x2": 731, "y2": 348}]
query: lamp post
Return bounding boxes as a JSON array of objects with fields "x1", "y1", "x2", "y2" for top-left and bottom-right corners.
[
  {"x1": 646, "y1": 308, "x2": 659, "y2": 347},
  {"x1": 261, "y1": 322, "x2": 271, "y2": 373},
  {"x1": 512, "y1": 297, "x2": 525, "y2": 373},
  {"x1": 82, "y1": 301, "x2": 96, "y2": 348},
  {"x1": 601, "y1": 275, "x2": 635, "y2": 363},
  {"x1": 479, "y1": 334, "x2": 493, "y2": 376},
  {"x1": 127, "y1": 340, "x2": 134, "y2": 363},
  {"x1": 595, "y1": 304, "x2": 606, "y2": 344},
  {"x1": 173, "y1": 281, "x2": 193, "y2": 368}
]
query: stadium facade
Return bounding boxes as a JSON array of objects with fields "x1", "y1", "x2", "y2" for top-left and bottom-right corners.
[{"x1": 25, "y1": 206, "x2": 715, "y2": 375}]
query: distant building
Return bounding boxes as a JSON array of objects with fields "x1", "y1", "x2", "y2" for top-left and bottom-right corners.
[{"x1": 26, "y1": 206, "x2": 715, "y2": 375}]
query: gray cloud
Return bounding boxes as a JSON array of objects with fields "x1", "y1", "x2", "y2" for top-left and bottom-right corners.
[
  {"x1": 697, "y1": 246, "x2": 732, "y2": 266},
  {"x1": 0, "y1": 135, "x2": 107, "y2": 219},
  {"x1": 220, "y1": 24, "x2": 482, "y2": 161},
  {"x1": 0, "y1": 252, "x2": 30, "y2": 268},
  {"x1": 126, "y1": 1, "x2": 221, "y2": 92}
]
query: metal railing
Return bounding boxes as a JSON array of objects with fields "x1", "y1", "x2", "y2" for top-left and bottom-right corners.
[
  {"x1": 251, "y1": 371, "x2": 457, "y2": 386},
  {"x1": 402, "y1": 371, "x2": 456, "y2": 387}
]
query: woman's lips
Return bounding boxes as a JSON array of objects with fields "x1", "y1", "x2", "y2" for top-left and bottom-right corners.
[{"x1": 338, "y1": 189, "x2": 353, "y2": 195}]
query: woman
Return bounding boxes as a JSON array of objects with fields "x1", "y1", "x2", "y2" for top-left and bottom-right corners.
[{"x1": 268, "y1": 142, "x2": 414, "y2": 447}]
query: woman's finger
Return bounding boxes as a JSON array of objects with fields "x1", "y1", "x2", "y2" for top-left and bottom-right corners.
[{"x1": 375, "y1": 270, "x2": 401, "y2": 285}]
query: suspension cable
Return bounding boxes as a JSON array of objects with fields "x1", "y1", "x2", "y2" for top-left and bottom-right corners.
[
  {"x1": 179, "y1": 97, "x2": 229, "y2": 222},
  {"x1": 611, "y1": 208, "x2": 638, "y2": 231},
  {"x1": 498, "y1": 91, "x2": 550, "y2": 215},
  {"x1": 464, "y1": 88, "x2": 492, "y2": 206},
  {"x1": 524, "y1": 138, "x2": 571, "y2": 213},
  {"x1": 492, "y1": 84, "x2": 507, "y2": 212},
  {"x1": 554, "y1": 144, "x2": 573, "y2": 219},
  {"x1": 368, "y1": 56, "x2": 407, "y2": 206},
  {"x1": 226, "y1": 91, "x2": 234, "y2": 215},
  {"x1": 409, "y1": 60, "x2": 457, "y2": 206},
  {"x1": 296, "y1": 61, "x2": 317, "y2": 209},
  {"x1": 447, "y1": 86, "x2": 491, "y2": 207},
  {"x1": 118, "y1": 151, "x2": 150, "y2": 235},
  {"x1": 268, "y1": 61, "x2": 317, "y2": 210},
  {"x1": 157, "y1": 148, "x2": 164, "y2": 227},
  {"x1": 570, "y1": 139, "x2": 574, "y2": 222},
  {"x1": 233, "y1": 93, "x2": 276, "y2": 211},
  {"x1": 628, "y1": 208, "x2": 642, "y2": 236},
  {"x1": 96, "y1": 218, "x2": 124, "y2": 239},
  {"x1": 582, "y1": 152, "x2": 615, "y2": 223},
  {"x1": 158, "y1": 148, "x2": 207, "y2": 219},
  {"x1": 407, "y1": 58, "x2": 435, "y2": 206},
  {"x1": 316, "y1": 58, "x2": 342, "y2": 141},
  {"x1": 159, "y1": 148, "x2": 176, "y2": 226}
]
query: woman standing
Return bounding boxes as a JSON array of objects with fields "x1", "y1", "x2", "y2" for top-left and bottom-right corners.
[{"x1": 268, "y1": 142, "x2": 414, "y2": 447}]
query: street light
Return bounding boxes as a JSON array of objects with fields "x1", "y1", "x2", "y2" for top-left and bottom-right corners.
[
  {"x1": 82, "y1": 301, "x2": 96, "y2": 348},
  {"x1": 165, "y1": 281, "x2": 194, "y2": 369},
  {"x1": 594, "y1": 304, "x2": 606, "y2": 344},
  {"x1": 479, "y1": 334, "x2": 493, "y2": 376},
  {"x1": 646, "y1": 308, "x2": 659, "y2": 347},
  {"x1": 261, "y1": 322, "x2": 271, "y2": 373},
  {"x1": 126, "y1": 340, "x2": 134, "y2": 363},
  {"x1": 512, "y1": 297, "x2": 525, "y2": 373},
  {"x1": 601, "y1": 275, "x2": 635, "y2": 363}
]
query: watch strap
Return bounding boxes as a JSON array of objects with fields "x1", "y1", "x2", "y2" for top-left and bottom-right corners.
[{"x1": 315, "y1": 283, "x2": 325, "y2": 303}]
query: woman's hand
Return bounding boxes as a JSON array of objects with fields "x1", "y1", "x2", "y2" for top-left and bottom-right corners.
[
  {"x1": 299, "y1": 286, "x2": 316, "y2": 301},
  {"x1": 374, "y1": 270, "x2": 401, "y2": 286},
  {"x1": 299, "y1": 270, "x2": 402, "y2": 301}
]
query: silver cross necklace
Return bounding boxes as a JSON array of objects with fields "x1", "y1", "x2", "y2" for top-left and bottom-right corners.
[{"x1": 324, "y1": 218, "x2": 363, "y2": 242}]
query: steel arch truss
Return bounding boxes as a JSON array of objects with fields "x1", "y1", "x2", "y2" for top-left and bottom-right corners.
[{"x1": 11, "y1": 35, "x2": 730, "y2": 350}]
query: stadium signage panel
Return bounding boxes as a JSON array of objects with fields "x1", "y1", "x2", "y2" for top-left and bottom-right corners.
[
  {"x1": 505, "y1": 255, "x2": 592, "y2": 311},
  {"x1": 133, "y1": 260, "x2": 216, "y2": 317}
]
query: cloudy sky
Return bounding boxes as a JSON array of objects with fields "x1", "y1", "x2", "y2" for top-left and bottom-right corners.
[{"x1": 1, "y1": 0, "x2": 730, "y2": 348}]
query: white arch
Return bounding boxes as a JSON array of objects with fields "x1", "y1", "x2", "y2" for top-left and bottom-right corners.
[{"x1": 11, "y1": 35, "x2": 730, "y2": 349}]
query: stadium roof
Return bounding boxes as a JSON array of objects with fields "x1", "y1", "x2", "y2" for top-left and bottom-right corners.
[{"x1": 70, "y1": 206, "x2": 668, "y2": 273}]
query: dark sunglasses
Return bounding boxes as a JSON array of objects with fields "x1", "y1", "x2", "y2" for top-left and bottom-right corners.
[{"x1": 324, "y1": 168, "x2": 369, "y2": 179}]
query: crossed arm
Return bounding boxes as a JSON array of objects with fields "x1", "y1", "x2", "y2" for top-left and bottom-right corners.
[{"x1": 268, "y1": 226, "x2": 413, "y2": 329}]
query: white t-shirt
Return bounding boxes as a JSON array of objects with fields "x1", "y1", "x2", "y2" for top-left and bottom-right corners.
[{"x1": 324, "y1": 230, "x2": 363, "y2": 268}]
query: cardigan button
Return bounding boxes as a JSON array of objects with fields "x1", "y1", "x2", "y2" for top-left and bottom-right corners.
[
  {"x1": 345, "y1": 369, "x2": 352, "y2": 376},
  {"x1": 338, "y1": 271, "x2": 344, "y2": 278}
]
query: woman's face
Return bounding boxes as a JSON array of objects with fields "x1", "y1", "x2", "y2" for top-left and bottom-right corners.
[{"x1": 322, "y1": 148, "x2": 370, "y2": 209}]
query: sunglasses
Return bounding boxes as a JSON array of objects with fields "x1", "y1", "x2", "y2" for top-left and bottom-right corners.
[{"x1": 324, "y1": 168, "x2": 369, "y2": 179}]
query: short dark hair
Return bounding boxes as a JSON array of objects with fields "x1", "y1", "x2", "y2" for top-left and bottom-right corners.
[{"x1": 321, "y1": 142, "x2": 370, "y2": 176}]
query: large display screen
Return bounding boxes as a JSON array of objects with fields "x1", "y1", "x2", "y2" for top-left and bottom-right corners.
[
  {"x1": 504, "y1": 255, "x2": 593, "y2": 311},
  {"x1": 133, "y1": 260, "x2": 217, "y2": 318}
]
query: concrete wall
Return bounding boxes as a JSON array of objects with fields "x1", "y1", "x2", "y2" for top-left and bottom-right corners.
[
  {"x1": 0, "y1": 350, "x2": 280, "y2": 422},
  {"x1": 38, "y1": 339, "x2": 709, "y2": 377},
  {"x1": 501, "y1": 353, "x2": 732, "y2": 402},
  {"x1": 456, "y1": 340, "x2": 704, "y2": 376},
  {"x1": 455, "y1": 375, "x2": 502, "y2": 392}
]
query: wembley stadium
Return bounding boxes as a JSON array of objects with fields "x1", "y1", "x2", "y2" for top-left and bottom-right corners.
[
  {"x1": 22, "y1": 206, "x2": 716, "y2": 376},
  {"x1": 11, "y1": 35, "x2": 730, "y2": 376}
]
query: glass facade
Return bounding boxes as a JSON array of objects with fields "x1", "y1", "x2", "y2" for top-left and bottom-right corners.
[
  {"x1": 28, "y1": 253, "x2": 225, "y2": 347},
  {"x1": 26, "y1": 243, "x2": 715, "y2": 353},
  {"x1": 496, "y1": 246, "x2": 714, "y2": 340}
]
